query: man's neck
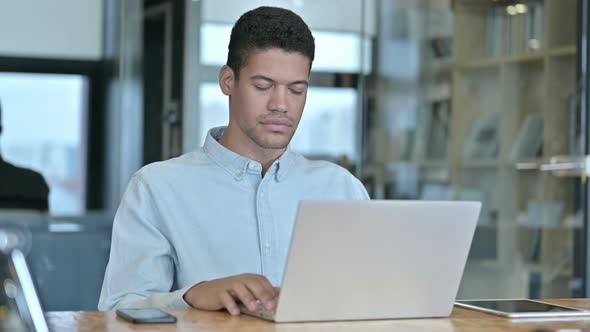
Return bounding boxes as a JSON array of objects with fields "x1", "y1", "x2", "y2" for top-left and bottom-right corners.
[{"x1": 218, "y1": 129, "x2": 285, "y2": 177}]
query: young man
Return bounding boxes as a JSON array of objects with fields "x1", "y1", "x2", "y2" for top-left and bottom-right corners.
[{"x1": 98, "y1": 6, "x2": 369, "y2": 315}]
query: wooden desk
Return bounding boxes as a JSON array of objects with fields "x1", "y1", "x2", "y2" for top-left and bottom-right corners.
[{"x1": 47, "y1": 299, "x2": 590, "y2": 331}]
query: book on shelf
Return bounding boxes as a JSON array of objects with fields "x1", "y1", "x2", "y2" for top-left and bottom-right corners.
[
  {"x1": 509, "y1": 112, "x2": 543, "y2": 160},
  {"x1": 412, "y1": 98, "x2": 451, "y2": 162},
  {"x1": 463, "y1": 111, "x2": 500, "y2": 160},
  {"x1": 485, "y1": 2, "x2": 544, "y2": 57},
  {"x1": 426, "y1": 99, "x2": 451, "y2": 160}
]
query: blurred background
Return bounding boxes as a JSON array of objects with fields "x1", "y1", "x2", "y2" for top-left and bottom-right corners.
[{"x1": 0, "y1": 0, "x2": 588, "y2": 310}]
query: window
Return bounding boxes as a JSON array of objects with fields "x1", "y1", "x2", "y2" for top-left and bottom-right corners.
[
  {"x1": 0, "y1": 72, "x2": 88, "y2": 215},
  {"x1": 200, "y1": 23, "x2": 372, "y2": 73}
]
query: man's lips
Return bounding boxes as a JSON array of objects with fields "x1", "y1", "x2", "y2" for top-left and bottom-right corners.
[
  {"x1": 260, "y1": 119, "x2": 292, "y2": 126},
  {"x1": 260, "y1": 119, "x2": 292, "y2": 132}
]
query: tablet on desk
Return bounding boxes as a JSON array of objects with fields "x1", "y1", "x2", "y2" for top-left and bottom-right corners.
[{"x1": 455, "y1": 299, "x2": 590, "y2": 318}]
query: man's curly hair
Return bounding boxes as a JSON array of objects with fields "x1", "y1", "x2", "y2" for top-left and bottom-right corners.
[{"x1": 226, "y1": 6, "x2": 315, "y2": 78}]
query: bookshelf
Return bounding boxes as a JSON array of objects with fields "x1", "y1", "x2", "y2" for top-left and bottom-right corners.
[
  {"x1": 451, "y1": 0, "x2": 580, "y2": 299},
  {"x1": 366, "y1": 0, "x2": 579, "y2": 298}
]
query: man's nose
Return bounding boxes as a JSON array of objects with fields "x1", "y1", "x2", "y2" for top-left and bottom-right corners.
[{"x1": 268, "y1": 86, "x2": 288, "y2": 113}]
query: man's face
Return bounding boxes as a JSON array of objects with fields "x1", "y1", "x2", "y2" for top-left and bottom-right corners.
[{"x1": 220, "y1": 48, "x2": 310, "y2": 151}]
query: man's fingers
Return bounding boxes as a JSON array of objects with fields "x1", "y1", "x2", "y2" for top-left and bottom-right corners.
[
  {"x1": 219, "y1": 291, "x2": 240, "y2": 316},
  {"x1": 255, "y1": 275, "x2": 280, "y2": 299},
  {"x1": 245, "y1": 278, "x2": 277, "y2": 310},
  {"x1": 231, "y1": 282, "x2": 258, "y2": 311}
]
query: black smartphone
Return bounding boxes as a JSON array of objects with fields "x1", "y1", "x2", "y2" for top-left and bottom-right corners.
[{"x1": 116, "y1": 308, "x2": 177, "y2": 324}]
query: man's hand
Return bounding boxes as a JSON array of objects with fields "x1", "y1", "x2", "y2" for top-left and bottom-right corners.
[{"x1": 183, "y1": 274, "x2": 280, "y2": 316}]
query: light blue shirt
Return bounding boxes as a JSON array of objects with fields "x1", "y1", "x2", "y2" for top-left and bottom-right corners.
[{"x1": 98, "y1": 127, "x2": 369, "y2": 310}]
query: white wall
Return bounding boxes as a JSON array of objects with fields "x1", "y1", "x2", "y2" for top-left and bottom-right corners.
[{"x1": 0, "y1": 0, "x2": 103, "y2": 60}]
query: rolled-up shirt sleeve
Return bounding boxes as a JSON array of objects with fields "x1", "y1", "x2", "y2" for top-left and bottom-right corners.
[{"x1": 98, "y1": 174, "x2": 191, "y2": 311}]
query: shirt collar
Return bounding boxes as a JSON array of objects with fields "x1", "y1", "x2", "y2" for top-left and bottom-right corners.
[{"x1": 203, "y1": 126, "x2": 295, "y2": 181}]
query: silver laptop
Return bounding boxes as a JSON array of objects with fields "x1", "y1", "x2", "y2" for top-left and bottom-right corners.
[{"x1": 240, "y1": 200, "x2": 481, "y2": 322}]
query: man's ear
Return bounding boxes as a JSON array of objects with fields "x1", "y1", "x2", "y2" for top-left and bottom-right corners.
[{"x1": 219, "y1": 65, "x2": 235, "y2": 96}]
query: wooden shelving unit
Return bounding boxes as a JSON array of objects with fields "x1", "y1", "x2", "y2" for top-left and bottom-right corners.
[
  {"x1": 367, "y1": 0, "x2": 580, "y2": 299},
  {"x1": 452, "y1": 0, "x2": 579, "y2": 299}
]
